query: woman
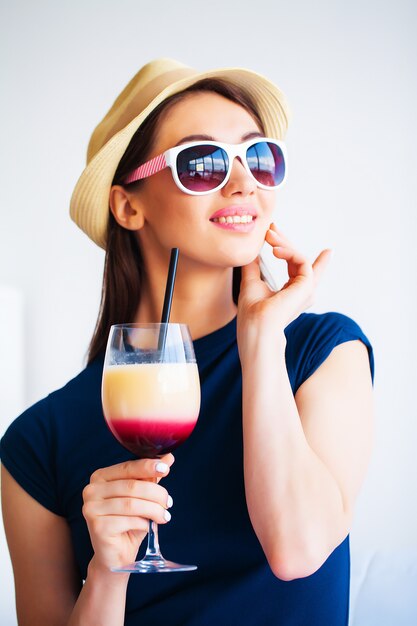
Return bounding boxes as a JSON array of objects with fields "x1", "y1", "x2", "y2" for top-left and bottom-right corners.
[{"x1": 1, "y1": 58, "x2": 375, "y2": 625}]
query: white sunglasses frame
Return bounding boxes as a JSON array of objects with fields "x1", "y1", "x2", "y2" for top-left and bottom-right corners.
[{"x1": 123, "y1": 137, "x2": 288, "y2": 196}]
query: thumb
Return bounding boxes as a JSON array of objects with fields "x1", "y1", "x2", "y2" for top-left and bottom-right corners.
[
  {"x1": 240, "y1": 256, "x2": 262, "y2": 285},
  {"x1": 312, "y1": 248, "x2": 333, "y2": 286}
]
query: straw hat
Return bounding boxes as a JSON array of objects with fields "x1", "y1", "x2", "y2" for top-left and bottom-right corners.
[{"x1": 70, "y1": 57, "x2": 292, "y2": 249}]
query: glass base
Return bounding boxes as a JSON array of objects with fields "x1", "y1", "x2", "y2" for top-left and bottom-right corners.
[{"x1": 111, "y1": 555, "x2": 197, "y2": 574}]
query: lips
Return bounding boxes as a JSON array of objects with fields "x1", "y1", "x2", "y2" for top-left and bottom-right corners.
[{"x1": 209, "y1": 205, "x2": 258, "y2": 221}]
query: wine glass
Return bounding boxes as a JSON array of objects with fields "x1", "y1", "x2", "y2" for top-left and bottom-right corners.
[{"x1": 101, "y1": 322, "x2": 201, "y2": 573}]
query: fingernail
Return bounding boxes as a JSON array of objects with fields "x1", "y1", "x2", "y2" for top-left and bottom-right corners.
[
  {"x1": 167, "y1": 495, "x2": 173, "y2": 508},
  {"x1": 164, "y1": 510, "x2": 172, "y2": 522},
  {"x1": 155, "y1": 462, "x2": 168, "y2": 473}
]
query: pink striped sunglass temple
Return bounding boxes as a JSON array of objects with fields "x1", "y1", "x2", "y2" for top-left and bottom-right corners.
[{"x1": 121, "y1": 139, "x2": 287, "y2": 195}]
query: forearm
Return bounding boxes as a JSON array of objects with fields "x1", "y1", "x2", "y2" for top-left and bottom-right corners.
[
  {"x1": 67, "y1": 556, "x2": 129, "y2": 626},
  {"x1": 241, "y1": 331, "x2": 349, "y2": 580}
]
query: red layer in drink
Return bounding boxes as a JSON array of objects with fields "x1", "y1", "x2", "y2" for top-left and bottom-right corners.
[{"x1": 105, "y1": 417, "x2": 198, "y2": 457}]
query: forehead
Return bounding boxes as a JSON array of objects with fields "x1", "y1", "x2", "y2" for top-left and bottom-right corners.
[{"x1": 153, "y1": 91, "x2": 262, "y2": 150}]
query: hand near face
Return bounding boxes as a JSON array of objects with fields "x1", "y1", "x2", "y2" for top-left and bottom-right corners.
[{"x1": 237, "y1": 223, "x2": 332, "y2": 353}]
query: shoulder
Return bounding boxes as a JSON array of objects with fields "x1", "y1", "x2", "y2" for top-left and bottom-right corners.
[
  {"x1": 0, "y1": 358, "x2": 104, "y2": 515},
  {"x1": 48, "y1": 356, "x2": 104, "y2": 414},
  {"x1": 284, "y1": 310, "x2": 367, "y2": 342},
  {"x1": 284, "y1": 311, "x2": 374, "y2": 394},
  {"x1": 1, "y1": 357, "x2": 103, "y2": 462},
  {"x1": 6, "y1": 357, "x2": 102, "y2": 430}
]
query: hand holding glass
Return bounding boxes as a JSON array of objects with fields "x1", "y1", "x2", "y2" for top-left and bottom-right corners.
[{"x1": 102, "y1": 323, "x2": 200, "y2": 573}]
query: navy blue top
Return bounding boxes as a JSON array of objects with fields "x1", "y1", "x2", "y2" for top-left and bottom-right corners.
[{"x1": 1, "y1": 311, "x2": 374, "y2": 625}]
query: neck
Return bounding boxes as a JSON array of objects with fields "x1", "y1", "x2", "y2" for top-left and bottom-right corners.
[{"x1": 135, "y1": 254, "x2": 238, "y2": 340}]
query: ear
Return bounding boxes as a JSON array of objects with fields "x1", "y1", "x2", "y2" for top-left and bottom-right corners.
[{"x1": 109, "y1": 185, "x2": 145, "y2": 231}]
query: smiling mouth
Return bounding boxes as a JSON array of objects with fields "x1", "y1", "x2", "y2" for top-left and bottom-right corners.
[{"x1": 210, "y1": 215, "x2": 256, "y2": 224}]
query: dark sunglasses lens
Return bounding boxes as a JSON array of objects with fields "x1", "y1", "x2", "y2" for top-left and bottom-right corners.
[
  {"x1": 176, "y1": 145, "x2": 229, "y2": 191},
  {"x1": 246, "y1": 141, "x2": 285, "y2": 187}
]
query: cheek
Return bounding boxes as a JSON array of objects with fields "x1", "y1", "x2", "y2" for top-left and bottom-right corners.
[
  {"x1": 259, "y1": 192, "x2": 277, "y2": 217},
  {"x1": 141, "y1": 183, "x2": 214, "y2": 239},
  {"x1": 143, "y1": 174, "x2": 214, "y2": 222}
]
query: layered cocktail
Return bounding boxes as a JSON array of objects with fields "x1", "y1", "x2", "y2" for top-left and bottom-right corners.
[{"x1": 102, "y1": 362, "x2": 200, "y2": 457}]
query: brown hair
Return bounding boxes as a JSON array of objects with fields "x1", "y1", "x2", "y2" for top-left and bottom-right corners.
[{"x1": 87, "y1": 78, "x2": 269, "y2": 363}]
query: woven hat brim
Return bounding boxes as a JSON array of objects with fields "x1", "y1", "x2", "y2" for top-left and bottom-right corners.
[{"x1": 69, "y1": 67, "x2": 292, "y2": 249}]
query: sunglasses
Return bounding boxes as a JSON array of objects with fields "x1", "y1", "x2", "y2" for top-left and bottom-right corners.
[{"x1": 122, "y1": 137, "x2": 287, "y2": 195}]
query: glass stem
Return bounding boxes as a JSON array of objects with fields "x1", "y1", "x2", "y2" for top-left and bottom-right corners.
[
  {"x1": 143, "y1": 475, "x2": 164, "y2": 562},
  {"x1": 144, "y1": 519, "x2": 163, "y2": 560}
]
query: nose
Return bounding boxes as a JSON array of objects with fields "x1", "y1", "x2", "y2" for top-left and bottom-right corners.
[{"x1": 221, "y1": 156, "x2": 257, "y2": 197}]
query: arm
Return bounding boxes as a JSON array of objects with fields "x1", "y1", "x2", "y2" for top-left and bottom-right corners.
[
  {"x1": 67, "y1": 557, "x2": 129, "y2": 626},
  {"x1": 237, "y1": 223, "x2": 374, "y2": 580},
  {"x1": 1, "y1": 463, "x2": 83, "y2": 625},
  {"x1": 240, "y1": 333, "x2": 374, "y2": 581},
  {"x1": 2, "y1": 464, "x2": 130, "y2": 625},
  {"x1": 1, "y1": 455, "x2": 174, "y2": 625}
]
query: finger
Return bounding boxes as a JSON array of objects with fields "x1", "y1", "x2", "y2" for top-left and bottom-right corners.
[
  {"x1": 266, "y1": 223, "x2": 294, "y2": 247},
  {"x1": 240, "y1": 256, "x2": 261, "y2": 284},
  {"x1": 90, "y1": 453, "x2": 175, "y2": 483},
  {"x1": 85, "y1": 479, "x2": 172, "y2": 509},
  {"x1": 91, "y1": 515, "x2": 150, "y2": 538},
  {"x1": 312, "y1": 249, "x2": 333, "y2": 285},
  {"x1": 272, "y1": 246, "x2": 313, "y2": 278},
  {"x1": 85, "y1": 497, "x2": 172, "y2": 524},
  {"x1": 312, "y1": 249, "x2": 333, "y2": 272}
]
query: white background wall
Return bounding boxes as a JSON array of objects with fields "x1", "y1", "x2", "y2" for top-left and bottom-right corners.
[{"x1": 1, "y1": 0, "x2": 416, "y2": 624}]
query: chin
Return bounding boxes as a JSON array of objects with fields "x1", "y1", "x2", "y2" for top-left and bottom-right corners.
[{"x1": 218, "y1": 248, "x2": 261, "y2": 269}]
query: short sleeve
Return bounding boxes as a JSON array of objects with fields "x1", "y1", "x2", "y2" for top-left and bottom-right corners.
[
  {"x1": 0, "y1": 396, "x2": 63, "y2": 516},
  {"x1": 285, "y1": 311, "x2": 375, "y2": 395}
]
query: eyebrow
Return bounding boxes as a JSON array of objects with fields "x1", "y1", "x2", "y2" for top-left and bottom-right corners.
[{"x1": 175, "y1": 131, "x2": 264, "y2": 146}]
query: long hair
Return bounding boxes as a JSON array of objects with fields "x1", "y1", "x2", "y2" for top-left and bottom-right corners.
[{"x1": 87, "y1": 78, "x2": 272, "y2": 363}]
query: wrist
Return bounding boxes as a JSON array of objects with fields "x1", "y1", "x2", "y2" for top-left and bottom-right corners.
[
  {"x1": 239, "y1": 324, "x2": 287, "y2": 368},
  {"x1": 87, "y1": 555, "x2": 130, "y2": 588}
]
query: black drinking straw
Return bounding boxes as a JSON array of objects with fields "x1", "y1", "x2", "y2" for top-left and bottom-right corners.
[{"x1": 157, "y1": 247, "x2": 179, "y2": 354}]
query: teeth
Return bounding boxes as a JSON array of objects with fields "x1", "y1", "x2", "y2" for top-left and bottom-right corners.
[{"x1": 213, "y1": 215, "x2": 254, "y2": 224}]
